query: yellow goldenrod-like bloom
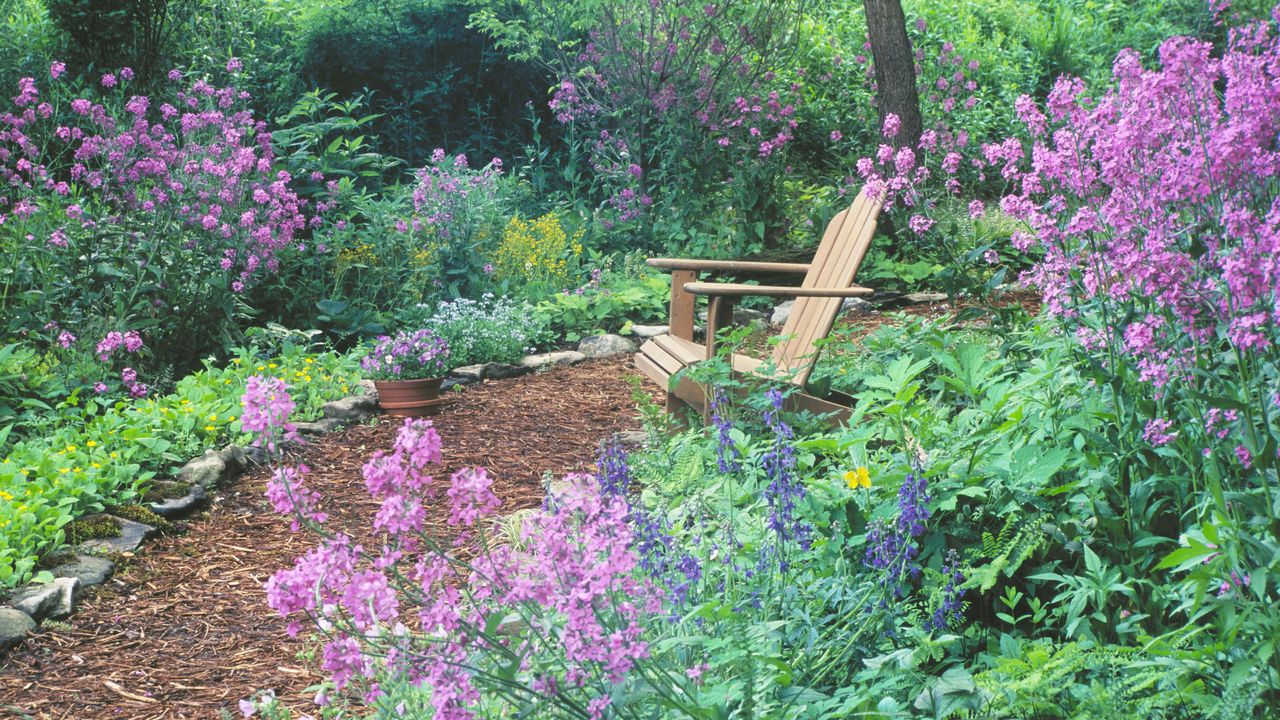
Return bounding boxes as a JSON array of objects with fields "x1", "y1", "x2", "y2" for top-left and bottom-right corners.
[
  {"x1": 337, "y1": 242, "x2": 378, "y2": 270},
  {"x1": 491, "y1": 212, "x2": 584, "y2": 286}
]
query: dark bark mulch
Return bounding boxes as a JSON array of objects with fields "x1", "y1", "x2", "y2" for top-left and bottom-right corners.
[{"x1": 0, "y1": 357, "x2": 653, "y2": 719}]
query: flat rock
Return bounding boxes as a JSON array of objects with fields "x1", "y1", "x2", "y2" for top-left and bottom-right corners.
[
  {"x1": 220, "y1": 444, "x2": 248, "y2": 473},
  {"x1": 481, "y1": 362, "x2": 531, "y2": 380},
  {"x1": 441, "y1": 377, "x2": 474, "y2": 392},
  {"x1": 699, "y1": 307, "x2": 768, "y2": 325},
  {"x1": 771, "y1": 300, "x2": 795, "y2": 325},
  {"x1": 178, "y1": 451, "x2": 227, "y2": 490},
  {"x1": 0, "y1": 608, "x2": 35, "y2": 650},
  {"x1": 243, "y1": 445, "x2": 270, "y2": 466},
  {"x1": 630, "y1": 324, "x2": 669, "y2": 340},
  {"x1": 178, "y1": 444, "x2": 248, "y2": 490},
  {"x1": 294, "y1": 417, "x2": 347, "y2": 436},
  {"x1": 905, "y1": 292, "x2": 948, "y2": 304},
  {"x1": 148, "y1": 482, "x2": 209, "y2": 519},
  {"x1": 520, "y1": 351, "x2": 586, "y2": 370},
  {"x1": 79, "y1": 517, "x2": 157, "y2": 555},
  {"x1": 9, "y1": 577, "x2": 77, "y2": 622},
  {"x1": 321, "y1": 394, "x2": 380, "y2": 423},
  {"x1": 774, "y1": 297, "x2": 873, "y2": 325},
  {"x1": 51, "y1": 555, "x2": 114, "y2": 595},
  {"x1": 842, "y1": 297, "x2": 874, "y2": 314},
  {"x1": 613, "y1": 430, "x2": 648, "y2": 448},
  {"x1": 450, "y1": 364, "x2": 486, "y2": 381},
  {"x1": 578, "y1": 334, "x2": 637, "y2": 359}
]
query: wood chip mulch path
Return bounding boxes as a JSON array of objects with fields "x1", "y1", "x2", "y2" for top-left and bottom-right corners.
[{"x1": 0, "y1": 357, "x2": 655, "y2": 720}]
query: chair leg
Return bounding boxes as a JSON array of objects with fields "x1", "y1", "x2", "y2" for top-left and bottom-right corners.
[
  {"x1": 705, "y1": 295, "x2": 738, "y2": 360},
  {"x1": 669, "y1": 269, "x2": 697, "y2": 341}
]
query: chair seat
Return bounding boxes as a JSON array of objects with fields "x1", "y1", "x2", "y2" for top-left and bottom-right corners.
[
  {"x1": 637, "y1": 334, "x2": 773, "y2": 383},
  {"x1": 635, "y1": 333, "x2": 852, "y2": 423}
]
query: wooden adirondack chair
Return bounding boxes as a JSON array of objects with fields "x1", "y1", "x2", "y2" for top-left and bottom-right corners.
[{"x1": 635, "y1": 187, "x2": 881, "y2": 424}]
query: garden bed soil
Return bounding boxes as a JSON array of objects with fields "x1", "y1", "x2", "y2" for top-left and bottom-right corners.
[{"x1": 0, "y1": 357, "x2": 654, "y2": 719}]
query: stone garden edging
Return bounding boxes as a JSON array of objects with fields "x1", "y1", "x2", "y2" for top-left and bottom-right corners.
[{"x1": 0, "y1": 385, "x2": 385, "y2": 651}]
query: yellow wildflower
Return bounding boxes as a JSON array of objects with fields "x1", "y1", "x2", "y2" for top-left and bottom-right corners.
[
  {"x1": 86, "y1": 440, "x2": 97, "y2": 448},
  {"x1": 844, "y1": 467, "x2": 871, "y2": 490}
]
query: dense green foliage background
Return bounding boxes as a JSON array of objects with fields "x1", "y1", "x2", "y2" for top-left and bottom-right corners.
[{"x1": 6, "y1": 0, "x2": 1280, "y2": 717}]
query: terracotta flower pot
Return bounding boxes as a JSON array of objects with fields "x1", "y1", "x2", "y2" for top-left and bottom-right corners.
[{"x1": 373, "y1": 376, "x2": 448, "y2": 417}]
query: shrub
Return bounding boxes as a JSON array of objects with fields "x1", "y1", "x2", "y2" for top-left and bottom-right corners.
[
  {"x1": 294, "y1": 0, "x2": 547, "y2": 165},
  {"x1": 475, "y1": 0, "x2": 809, "y2": 256},
  {"x1": 47, "y1": 0, "x2": 177, "y2": 82},
  {"x1": 0, "y1": 62, "x2": 316, "y2": 379}
]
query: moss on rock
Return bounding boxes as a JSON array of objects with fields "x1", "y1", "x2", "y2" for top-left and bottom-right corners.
[
  {"x1": 107, "y1": 504, "x2": 174, "y2": 533},
  {"x1": 141, "y1": 481, "x2": 192, "y2": 503},
  {"x1": 65, "y1": 515, "x2": 121, "y2": 545}
]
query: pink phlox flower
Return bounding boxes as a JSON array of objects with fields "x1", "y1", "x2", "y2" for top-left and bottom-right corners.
[
  {"x1": 447, "y1": 467, "x2": 501, "y2": 526},
  {"x1": 240, "y1": 375, "x2": 299, "y2": 449},
  {"x1": 882, "y1": 112, "x2": 901, "y2": 138},
  {"x1": 266, "y1": 464, "x2": 327, "y2": 531},
  {"x1": 1142, "y1": 417, "x2": 1177, "y2": 447}
]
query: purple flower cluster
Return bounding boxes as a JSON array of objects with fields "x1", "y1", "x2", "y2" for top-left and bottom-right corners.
[
  {"x1": 924, "y1": 549, "x2": 966, "y2": 632},
  {"x1": 709, "y1": 386, "x2": 741, "y2": 473},
  {"x1": 265, "y1": 464, "x2": 327, "y2": 532},
  {"x1": 95, "y1": 330, "x2": 144, "y2": 361},
  {"x1": 842, "y1": 34, "x2": 984, "y2": 232},
  {"x1": 240, "y1": 375, "x2": 299, "y2": 451},
  {"x1": 864, "y1": 473, "x2": 931, "y2": 600},
  {"x1": 360, "y1": 328, "x2": 449, "y2": 380},
  {"x1": 999, "y1": 25, "x2": 1280, "y2": 375},
  {"x1": 264, "y1": 419, "x2": 661, "y2": 718},
  {"x1": 0, "y1": 67, "x2": 312, "y2": 292},
  {"x1": 406, "y1": 151, "x2": 502, "y2": 242},
  {"x1": 595, "y1": 441, "x2": 702, "y2": 608},
  {"x1": 762, "y1": 389, "x2": 811, "y2": 554}
]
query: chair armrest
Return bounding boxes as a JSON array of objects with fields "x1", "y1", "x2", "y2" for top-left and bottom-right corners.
[
  {"x1": 647, "y1": 258, "x2": 811, "y2": 274},
  {"x1": 683, "y1": 282, "x2": 873, "y2": 298}
]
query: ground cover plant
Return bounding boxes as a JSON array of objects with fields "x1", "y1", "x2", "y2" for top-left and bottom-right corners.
[{"x1": 0, "y1": 345, "x2": 358, "y2": 588}]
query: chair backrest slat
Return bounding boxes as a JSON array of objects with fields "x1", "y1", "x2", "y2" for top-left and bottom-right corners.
[{"x1": 772, "y1": 188, "x2": 879, "y2": 386}]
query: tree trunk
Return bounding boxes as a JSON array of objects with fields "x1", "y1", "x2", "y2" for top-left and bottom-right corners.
[{"x1": 863, "y1": 0, "x2": 922, "y2": 149}]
